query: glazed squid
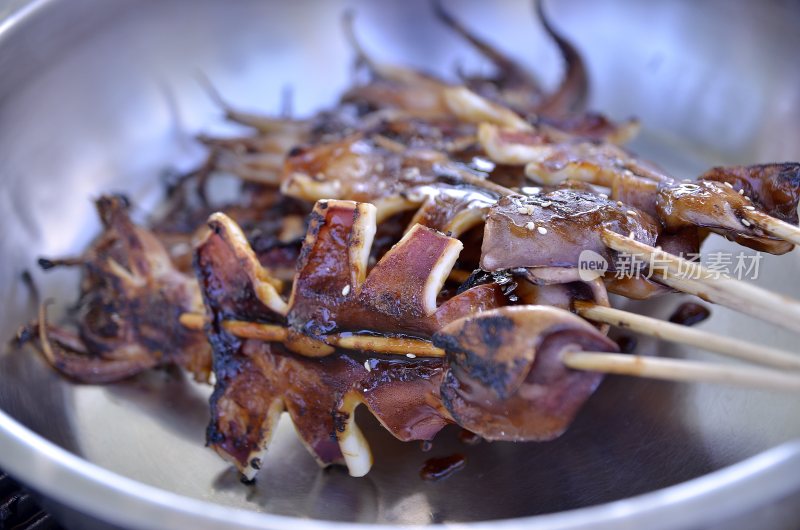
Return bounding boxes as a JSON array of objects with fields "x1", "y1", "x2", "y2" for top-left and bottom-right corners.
[
  {"x1": 29, "y1": 195, "x2": 212, "y2": 383},
  {"x1": 20, "y1": 1, "x2": 800, "y2": 488},
  {"x1": 192, "y1": 199, "x2": 617, "y2": 478},
  {"x1": 478, "y1": 123, "x2": 796, "y2": 255}
]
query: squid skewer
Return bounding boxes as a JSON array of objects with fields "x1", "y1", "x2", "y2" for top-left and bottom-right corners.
[
  {"x1": 701, "y1": 163, "x2": 800, "y2": 246},
  {"x1": 483, "y1": 186, "x2": 800, "y2": 334},
  {"x1": 191, "y1": 208, "x2": 800, "y2": 481},
  {"x1": 479, "y1": 122, "x2": 800, "y2": 254},
  {"x1": 281, "y1": 108, "x2": 800, "y2": 335}
]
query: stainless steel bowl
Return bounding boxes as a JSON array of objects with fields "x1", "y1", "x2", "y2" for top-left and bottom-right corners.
[{"x1": 1, "y1": 1, "x2": 800, "y2": 529}]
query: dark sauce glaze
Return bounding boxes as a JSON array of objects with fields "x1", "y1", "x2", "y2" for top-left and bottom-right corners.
[
  {"x1": 420, "y1": 454, "x2": 466, "y2": 481},
  {"x1": 457, "y1": 429, "x2": 482, "y2": 445},
  {"x1": 669, "y1": 302, "x2": 711, "y2": 327},
  {"x1": 615, "y1": 334, "x2": 638, "y2": 354}
]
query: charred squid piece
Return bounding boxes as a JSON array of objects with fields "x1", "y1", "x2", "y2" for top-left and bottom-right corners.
[
  {"x1": 343, "y1": 12, "x2": 533, "y2": 131},
  {"x1": 478, "y1": 123, "x2": 648, "y2": 189},
  {"x1": 357, "y1": 113, "x2": 479, "y2": 156},
  {"x1": 700, "y1": 163, "x2": 800, "y2": 225},
  {"x1": 656, "y1": 180, "x2": 793, "y2": 255},
  {"x1": 281, "y1": 132, "x2": 500, "y2": 235},
  {"x1": 432, "y1": 0, "x2": 545, "y2": 113},
  {"x1": 196, "y1": 79, "x2": 314, "y2": 186},
  {"x1": 151, "y1": 180, "x2": 306, "y2": 278},
  {"x1": 196, "y1": 201, "x2": 505, "y2": 357},
  {"x1": 195, "y1": 203, "x2": 502, "y2": 479},
  {"x1": 532, "y1": 0, "x2": 588, "y2": 117},
  {"x1": 481, "y1": 189, "x2": 660, "y2": 271},
  {"x1": 336, "y1": 356, "x2": 452, "y2": 477},
  {"x1": 342, "y1": 10, "x2": 454, "y2": 118},
  {"x1": 198, "y1": 329, "x2": 452, "y2": 480},
  {"x1": 478, "y1": 123, "x2": 652, "y2": 184},
  {"x1": 433, "y1": 305, "x2": 618, "y2": 441},
  {"x1": 195, "y1": 217, "x2": 303, "y2": 480},
  {"x1": 194, "y1": 212, "x2": 288, "y2": 321},
  {"x1": 33, "y1": 196, "x2": 212, "y2": 383},
  {"x1": 433, "y1": 0, "x2": 588, "y2": 118},
  {"x1": 31, "y1": 304, "x2": 160, "y2": 384},
  {"x1": 201, "y1": 336, "x2": 361, "y2": 481},
  {"x1": 199, "y1": 72, "x2": 310, "y2": 136},
  {"x1": 538, "y1": 112, "x2": 641, "y2": 145},
  {"x1": 281, "y1": 133, "x2": 445, "y2": 211},
  {"x1": 404, "y1": 185, "x2": 497, "y2": 238},
  {"x1": 287, "y1": 200, "x2": 506, "y2": 347},
  {"x1": 480, "y1": 189, "x2": 671, "y2": 301},
  {"x1": 196, "y1": 134, "x2": 299, "y2": 186},
  {"x1": 514, "y1": 273, "x2": 612, "y2": 333},
  {"x1": 514, "y1": 276, "x2": 607, "y2": 312}
]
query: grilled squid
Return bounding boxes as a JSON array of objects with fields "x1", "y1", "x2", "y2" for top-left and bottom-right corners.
[{"x1": 31, "y1": 196, "x2": 211, "y2": 383}]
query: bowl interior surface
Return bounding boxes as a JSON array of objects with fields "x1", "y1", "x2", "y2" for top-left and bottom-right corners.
[{"x1": 1, "y1": 0, "x2": 800, "y2": 527}]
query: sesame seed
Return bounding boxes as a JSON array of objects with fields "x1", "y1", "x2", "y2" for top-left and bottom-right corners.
[
  {"x1": 541, "y1": 201, "x2": 552, "y2": 207},
  {"x1": 526, "y1": 206, "x2": 536, "y2": 215},
  {"x1": 406, "y1": 353, "x2": 417, "y2": 359},
  {"x1": 525, "y1": 221, "x2": 536, "y2": 231},
  {"x1": 342, "y1": 284, "x2": 351, "y2": 296},
  {"x1": 616, "y1": 201, "x2": 624, "y2": 207},
  {"x1": 626, "y1": 210, "x2": 637, "y2": 216},
  {"x1": 739, "y1": 189, "x2": 745, "y2": 195},
  {"x1": 744, "y1": 196, "x2": 752, "y2": 201},
  {"x1": 741, "y1": 219, "x2": 751, "y2": 227},
  {"x1": 517, "y1": 207, "x2": 529, "y2": 214},
  {"x1": 598, "y1": 193, "x2": 609, "y2": 199},
  {"x1": 364, "y1": 360, "x2": 371, "y2": 372},
  {"x1": 537, "y1": 226, "x2": 548, "y2": 235},
  {"x1": 744, "y1": 206, "x2": 756, "y2": 211},
  {"x1": 723, "y1": 182, "x2": 734, "y2": 189}
]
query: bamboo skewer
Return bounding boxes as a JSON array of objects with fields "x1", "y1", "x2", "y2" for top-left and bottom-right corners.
[
  {"x1": 180, "y1": 311, "x2": 800, "y2": 393},
  {"x1": 602, "y1": 229, "x2": 800, "y2": 334},
  {"x1": 745, "y1": 209, "x2": 800, "y2": 247},
  {"x1": 575, "y1": 302, "x2": 800, "y2": 371},
  {"x1": 179, "y1": 314, "x2": 446, "y2": 357},
  {"x1": 330, "y1": 334, "x2": 444, "y2": 357},
  {"x1": 562, "y1": 351, "x2": 800, "y2": 393}
]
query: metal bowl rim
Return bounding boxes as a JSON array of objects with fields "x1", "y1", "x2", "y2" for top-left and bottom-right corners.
[
  {"x1": 2, "y1": 1, "x2": 800, "y2": 528},
  {"x1": 3, "y1": 409, "x2": 800, "y2": 530}
]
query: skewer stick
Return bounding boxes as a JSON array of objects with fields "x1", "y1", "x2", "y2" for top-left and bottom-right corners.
[
  {"x1": 562, "y1": 351, "x2": 800, "y2": 393},
  {"x1": 329, "y1": 335, "x2": 445, "y2": 357},
  {"x1": 222, "y1": 321, "x2": 287, "y2": 342},
  {"x1": 575, "y1": 302, "x2": 800, "y2": 371},
  {"x1": 745, "y1": 209, "x2": 800, "y2": 247},
  {"x1": 178, "y1": 313, "x2": 206, "y2": 330},
  {"x1": 179, "y1": 313, "x2": 445, "y2": 358},
  {"x1": 185, "y1": 312, "x2": 800, "y2": 390},
  {"x1": 602, "y1": 229, "x2": 800, "y2": 334}
]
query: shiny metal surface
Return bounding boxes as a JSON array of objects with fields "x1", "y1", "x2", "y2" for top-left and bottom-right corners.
[{"x1": 1, "y1": 1, "x2": 799, "y2": 529}]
